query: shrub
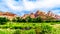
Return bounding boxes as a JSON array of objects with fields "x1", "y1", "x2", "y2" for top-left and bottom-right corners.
[
  {"x1": 25, "y1": 16, "x2": 32, "y2": 22},
  {"x1": 40, "y1": 23, "x2": 53, "y2": 34},
  {"x1": 12, "y1": 18, "x2": 17, "y2": 22},
  {"x1": 25, "y1": 27, "x2": 32, "y2": 30},
  {"x1": 13, "y1": 29, "x2": 21, "y2": 34},
  {"x1": 0, "y1": 17, "x2": 9, "y2": 25},
  {"x1": 12, "y1": 17, "x2": 26, "y2": 22},
  {"x1": 28, "y1": 31, "x2": 36, "y2": 34},
  {"x1": 35, "y1": 16, "x2": 42, "y2": 22}
]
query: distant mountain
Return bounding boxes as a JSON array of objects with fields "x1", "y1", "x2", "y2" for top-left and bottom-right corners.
[
  {"x1": 0, "y1": 11, "x2": 17, "y2": 20},
  {"x1": 22, "y1": 10, "x2": 60, "y2": 20},
  {"x1": 0, "y1": 10, "x2": 60, "y2": 20}
]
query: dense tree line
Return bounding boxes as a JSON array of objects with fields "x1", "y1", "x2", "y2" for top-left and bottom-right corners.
[
  {"x1": 0, "y1": 16, "x2": 60, "y2": 24},
  {"x1": 12, "y1": 16, "x2": 60, "y2": 23},
  {"x1": 12, "y1": 16, "x2": 43, "y2": 23}
]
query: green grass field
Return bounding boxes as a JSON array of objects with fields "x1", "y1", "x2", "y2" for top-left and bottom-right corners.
[{"x1": 0, "y1": 22, "x2": 60, "y2": 34}]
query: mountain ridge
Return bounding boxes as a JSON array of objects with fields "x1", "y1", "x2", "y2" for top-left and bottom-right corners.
[{"x1": 0, "y1": 10, "x2": 60, "y2": 20}]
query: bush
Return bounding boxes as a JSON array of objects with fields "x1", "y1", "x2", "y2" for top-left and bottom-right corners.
[
  {"x1": 35, "y1": 16, "x2": 42, "y2": 22},
  {"x1": 25, "y1": 16, "x2": 32, "y2": 22},
  {"x1": 0, "y1": 17, "x2": 9, "y2": 25},
  {"x1": 25, "y1": 27, "x2": 32, "y2": 30},
  {"x1": 12, "y1": 18, "x2": 17, "y2": 22},
  {"x1": 13, "y1": 29, "x2": 21, "y2": 34},
  {"x1": 40, "y1": 23, "x2": 53, "y2": 34},
  {"x1": 28, "y1": 30, "x2": 36, "y2": 34},
  {"x1": 12, "y1": 17, "x2": 26, "y2": 22}
]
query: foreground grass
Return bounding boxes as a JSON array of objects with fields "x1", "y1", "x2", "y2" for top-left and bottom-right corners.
[{"x1": 0, "y1": 22, "x2": 60, "y2": 34}]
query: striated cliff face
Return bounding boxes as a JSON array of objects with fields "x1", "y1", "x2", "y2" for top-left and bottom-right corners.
[
  {"x1": 22, "y1": 14, "x2": 29, "y2": 19},
  {"x1": 0, "y1": 12, "x2": 16, "y2": 20},
  {"x1": 30, "y1": 13, "x2": 35, "y2": 18},
  {"x1": 47, "y1": 11, "x2": 55, "y2": 18},
  {"x1": 55, "y1": 15, "x2": 60, "y2": 19},
  {"x1": 22, "y1": 10, "x2": 47, "y2": 19},
  {"x1": 47, "y1": 11, "x2": 60, "y2": 19},
  {"x1": 34, "y1": 10, "x2": 47, "y2": 20},
  {"x1": 35, "y1": 10, "x2": 46, "y2": 17},
  {"x1": 0, "y1": 10, "x2": 60, "y2": 20},
  {"x1": 0, "y1": 12, "x2": 16, "y2": 16},
  {"x1": 22, "y1": 13, "x2": 35, "y2": 19},
  {"x1": 22, "y1": 10, "x2": 60, "y2": 20}
]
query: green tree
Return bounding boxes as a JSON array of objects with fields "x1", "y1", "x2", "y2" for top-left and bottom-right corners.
[
  {"x1": 35, "y1": 16, "x2": 42, "y2": 22},
  {"x1": 12, "y1": 18, "x2": 17, "y2": 22},
  {"x1": 0, "y1": 17, "x2": 9, "y2": 25},
  {"x1": 45, "y1": 16, "x2": 56, "y2": 22},
  {"x1": 12, "y1": 17, "x2": 26, "y2": 22},
  {"x1": 25, "y1": 16, "x2": 32, "y2": 22}
]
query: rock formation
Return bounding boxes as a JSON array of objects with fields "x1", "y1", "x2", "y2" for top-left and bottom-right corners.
[{"x1": 0, "y1": 12, "x2": 16, "y2": 20}]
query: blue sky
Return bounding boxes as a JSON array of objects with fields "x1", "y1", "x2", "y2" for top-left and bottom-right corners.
[{"x1": 0, "y1": 0, "x2": 60, "y2": 16}]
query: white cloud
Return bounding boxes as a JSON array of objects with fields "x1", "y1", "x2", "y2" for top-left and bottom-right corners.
[
  {"x1": 2, "y1": 0, "x2": 60, "y2": 15},
  {"x1": 3, "y1": 0, "x2": 60, "y2": 11},
  {"x1": 4, "y1": 0, "x2": 24, "y2": 11}
]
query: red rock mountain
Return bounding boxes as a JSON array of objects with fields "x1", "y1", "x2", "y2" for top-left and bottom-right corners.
[
  {"x1": 22, "y1": 10, "x2": 60, "y2": 20},
  {"x1": 47, "y1": 11, "x2": 55, "y2": 18},
  {"x1": 0, "y1": 12, "x2": 16, "y2": 20},
  {"x1": 0, "y1": 10, "x2": 60, "y2": 20},
  {"x1": 30, "y1": 13, "x2": 35, "y2": 18},
  {"x1": 35, "y1": 10, "x2": 46, "y2": 17},
  {"x1": 22, "y1": 14, "x2": 29, "y2": 19}
]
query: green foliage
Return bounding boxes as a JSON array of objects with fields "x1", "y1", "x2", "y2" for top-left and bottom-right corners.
[
  {"x1": 35, "y1": 16, "x2": 42, "y2": 22},
  {"x1": 40, "y1": 23, "x2": 53, "y2": 34},
  {"x1": 0, "y1": 23, "x2": 60, "y2": 34},
  {"x1": 13, "y1": 29, "x2": 21, "y2": 34},
  {"x1": 12, "y1": 17, "x2": 16, "y2": 22},
  {"x1": 27, "y1": 29, "x2": 36, "y2": 34},
  {"x1": 12, "y1": 17, "x2": 26, "y2": 22},
  {"x1": 0, "y1": 17, "x2": 9, "y2": 25},
  {"x1": 25, "y1": 16, "x2": 42, "y2": 22},
  {"x1": 12, "y1": 16, "x2": 60, "y2": 23},
  {"x1": 25, "y1": 16, "x2": 32, "y2": 22}
]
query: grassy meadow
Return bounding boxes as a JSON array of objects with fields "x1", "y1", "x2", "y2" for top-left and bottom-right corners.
[
  {"x1": 0, "y1": 22, "x2": 60, "y2": 34},
  {"x1": 0, "y1": 17, "x2": 60, "y2": 34}
]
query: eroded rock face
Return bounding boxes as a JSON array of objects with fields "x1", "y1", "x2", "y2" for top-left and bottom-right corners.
[
  {"x1": 55, "y1": 15, "x2": 60, "y2": 19},
  {"x1": 0, "y1": 12, "x2": 17, "y2": 20},
  {"x1": 0, "y1": 12, "x2": 16, "y2": 17},
  {"x1": 0, "y1": 12, "x2": 4, "y2": 16},
  {"x1": 2, "y1": 10, "x2": 59, "y2": 20},
  {"x1": 22, "y1": 13, "x2": 35, "y2": 19},
  {"x1": 30, "y1": 13, "x2": 35, "y2": 18},
  {"x1": 47, "y1": 11, "x2": 55, "y2": 17},
  {"x1": 47, "y1": 11, "x2": 60, "y2": 19},
  {"x1": 34, "y1": 10, "x2": 47, "y2": 20},
  {"x1": 3, "y1": 12, "x2": 16, "y2": 16},
  {"x1": 35, "y1": 10, "x2": 46, "y2": 17},
  {"x1": 22, "y1": 14, "x2": 29, "y2": 19}
]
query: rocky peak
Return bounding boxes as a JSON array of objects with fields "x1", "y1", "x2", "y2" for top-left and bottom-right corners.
[
  {"x1": 30, "y1": 13, "x2": 35, "y2": 18},
  {"x1": 22, "y1": 10, "x2": 60, "y2": 20},
  {"x1": 35, "y1": 10, "x2": 46, "y2": 17},
  {"x1": 47, "y1": 11, "x2": 55, "y2": 17},
  {"x1": 30, "y1": 13, "x2": 34, "y2": 15},
  {"x1": 47, "y1": 11, "x2": 52, "y2": 16}
]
